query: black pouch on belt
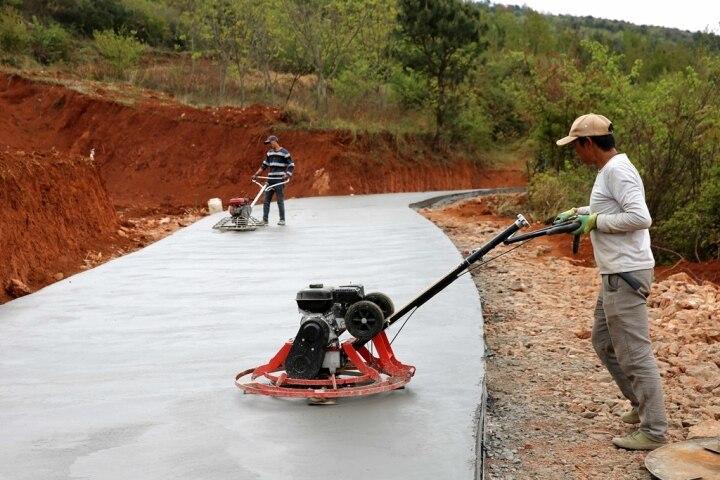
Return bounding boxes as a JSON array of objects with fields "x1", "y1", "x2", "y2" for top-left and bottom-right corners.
[{"x1": 617, "y1": 272, "x2": 643, "y2": 293}]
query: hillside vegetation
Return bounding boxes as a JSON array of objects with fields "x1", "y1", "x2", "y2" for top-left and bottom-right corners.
[{"x1": 1, "y1": 0, "x2": 719, "y2": 261}]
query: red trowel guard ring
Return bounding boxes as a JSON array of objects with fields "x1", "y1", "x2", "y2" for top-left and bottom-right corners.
[
  {"x1": 235, "y1": 331, "x2": 416, "y2": 399},
  {"x1": 229, "y1": 197, "x2": 250, "y2": 207}
]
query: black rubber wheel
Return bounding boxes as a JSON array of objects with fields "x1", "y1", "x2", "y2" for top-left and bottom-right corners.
[
  {"x1": 364, "y1": 292, "x2": 395, "y2": 318},
  {"x1": 345, "y1": 300, "x2": 385, "y2": 341}
]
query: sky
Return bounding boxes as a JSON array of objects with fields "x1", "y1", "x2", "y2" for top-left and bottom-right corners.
[{"x1": 490, "y1": 1, "x2": 720, "y2": 34}]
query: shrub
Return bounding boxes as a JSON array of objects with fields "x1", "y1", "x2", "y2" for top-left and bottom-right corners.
[
  {"x1": 521, "y1": 40, "x2": 638, "y2": 172},
  {"x1": 30, "y1": 19, "x2": 71, "y2": 64},
  {"x1": 656, "y1": 163, "x2": 720, "y2": 261},
  {"x1": 121, "y1": 0, "x2": 174, "y2": 46},
  {"x1": 51, "y1": 0, "x2": 132, "y2": 37},
  {"x1": 451, "y1": 98, "x2": 493, "y2": 150},
  {"x1": 281, "y1": 102, "x2": 313, "y2": 125},
  {"x1": 622, "y1": 60, "x2": 720, "y2": 226},
  {"x1": 46, "y1": 0, "x2": 175, "y2": 46},
  {"x1": 526, "y1": 165, "x2": 596, "y2": 222},
  {"x1": 389, "y1": 68, "x2": 427, "y2": 109},
  {"x1": 0, "y1": 6, "x2": 29, "y2": 55},
  {"x1": 93, "y1": 29, "x2": 146, "y2": 78},
  {"x1": 334, "y1": 61, "x2": 383, "y2": 109}
]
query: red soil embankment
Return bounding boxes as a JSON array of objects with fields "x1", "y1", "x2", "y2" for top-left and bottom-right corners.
[
  {"x1": 0, "y1": 71, "x2": 525, "y2": 302},
  {"x1": 0, "y1": 73, "x2": 525, "y2": 209},
  {"x1": 429, "y1": 194, "x2": 596, "y2": 266},
  {"x1": 0, "y1": 150, "x2": 125, "y2": 303},
  {"x1": 656, "y1": 260, "x2": 720, "y2": 285}
]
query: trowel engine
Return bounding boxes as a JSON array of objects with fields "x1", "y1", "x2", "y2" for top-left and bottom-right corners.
[
  {"x1": 228, "y1": 197, "x2": 252, "y2": 220},
  {"x1": 287, "y1": 284, "x2": 394, "y2": 379}
]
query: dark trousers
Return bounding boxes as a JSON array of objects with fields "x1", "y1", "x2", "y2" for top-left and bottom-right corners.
[{"x1": 263, "y1": 181, "x2": 285, "y2": 221}]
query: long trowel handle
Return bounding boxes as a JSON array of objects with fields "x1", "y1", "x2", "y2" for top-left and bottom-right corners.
[
  {"x1": 352, "y1": 214, "x2": 530, "y2": 349},
  {"x1": 503, "y1": 220, "x2": 581, "y2": 244},
  {"x1": 250, "y1": 178, "x2": 290, "y2": 208},
  {"x1": 504, "y1": 219, "x2": 582, "y2": 255}
]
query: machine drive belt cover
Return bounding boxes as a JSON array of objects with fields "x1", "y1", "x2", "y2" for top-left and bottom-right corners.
[{"x1": 284, "y1": 320, "x2": 330, "y2": 379}]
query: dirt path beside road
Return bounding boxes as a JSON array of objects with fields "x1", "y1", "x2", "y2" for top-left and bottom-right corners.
[{"x1": 421, "y1": 195, "x2": 720, "y2": 480}]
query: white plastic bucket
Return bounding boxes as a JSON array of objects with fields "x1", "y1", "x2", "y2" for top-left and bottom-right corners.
[{"x1": 207, "y1": 198, "x2": 223, "y2": 214}]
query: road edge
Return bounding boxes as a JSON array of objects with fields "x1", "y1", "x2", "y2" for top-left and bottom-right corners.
[{"x1": 410, "y1": 187, "x2": 525, "y2": 480}]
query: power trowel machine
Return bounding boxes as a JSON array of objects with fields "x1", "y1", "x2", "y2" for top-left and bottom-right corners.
[
  {"x1": 235, "y1": 214, "x2": 582, "y2": 401},
  {"x1": 213, "y1": 176, "x2": 289, "y2": 232}
]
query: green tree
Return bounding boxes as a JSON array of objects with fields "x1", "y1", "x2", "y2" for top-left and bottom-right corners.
[
  {"x1": 31, "y1": 19, "x2": 72, "y2": 64},
  {"x1": 0, "y1": 6, "x2": 30, "y2": 55},
  {"x1": 327, "y1": 0, "x2": 398, "y2": 113},
  {"x1": 247, "y1": 2, "x2": 279, "y2": 98},
  {"x1": 522, "y1": 11, "x2": 556, "y2": 55},
  {"x1": 50, "y1": 0, "x2": 133, "y2": 37},
  {"x1": 93, "y1": 29, "x2": 146, "y2": 78},
  {"x1": 280, "y1": 0, "x2": 388, "y2": 110},
  {"x1": 187, "y1": 0, "x2": 254, "y2": 101},
  {"x1": 393, "y1": 0, "x2": 486, "y2": 141},
  {"x1": 657, "y1": 162, "x2": 720, "y2": 261},
  {"x1": 521, "y1": 40, "x2": 638, "y2": 172},
  {"x1": 623, "y1": 59, "x2": 720, "y2": 223}
]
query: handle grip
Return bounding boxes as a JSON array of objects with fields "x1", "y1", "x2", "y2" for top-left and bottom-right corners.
[{"x1": 503, "y1": 220, "x2": 581, "y2": 244}]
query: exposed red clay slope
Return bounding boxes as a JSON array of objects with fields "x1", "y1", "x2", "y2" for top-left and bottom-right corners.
[
  {"x1": 0, "y1": 150, "x2": 126, "y2": 303},
  {"x1": 0, "y1": 73, "x2": 525, "y2": 209},
  {"x1": 0, "y1": 72, "x2": 525, "y2": 303}
]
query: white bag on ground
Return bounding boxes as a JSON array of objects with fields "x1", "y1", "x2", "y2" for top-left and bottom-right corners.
[{"x1": 207, "y1": 198, "x2": 223, "y2": 214}]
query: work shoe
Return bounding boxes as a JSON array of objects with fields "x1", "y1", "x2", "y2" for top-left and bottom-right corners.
[
  {"x1": 621, "y1": 407, "x2": 640, "y2": 424},
  {"x1": 278, "y1": 220, "x2": 286, "y2": 226},
  {"x1": 612, "y1": 430, "x2": 666, "y2": 450}
]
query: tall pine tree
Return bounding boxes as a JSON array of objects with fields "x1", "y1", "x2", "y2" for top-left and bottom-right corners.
[{"x1": 394, "y1": 0, "x2": 485, "y2": 142}]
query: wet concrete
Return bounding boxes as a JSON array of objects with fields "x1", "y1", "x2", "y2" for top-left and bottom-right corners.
[{"x1": 0, "y1": 192, "x2": 486, "y2": 480}]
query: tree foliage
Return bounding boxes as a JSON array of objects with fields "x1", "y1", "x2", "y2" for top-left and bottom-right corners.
[
  {"x1": 523, "y1": 42, "x2": 720, "y2": 259},
  {"x1": 658, "y1": 163, "x2": 720, "y2": 261},
  {"x1": 93, "y1": 29, "x2": 146, "y2": 78},
  {"x1": 185, "y1": 0, "x2": 256, "y2": 100},
  {"x1": 393, "y1": 0, "x2": 486, "y2": 140},
  {"x1": 0, "y1": 6, "x2": 30, "y2": 55},
  {"x1": 282, "y1": 0, "x2": 393, "y2": 108}
]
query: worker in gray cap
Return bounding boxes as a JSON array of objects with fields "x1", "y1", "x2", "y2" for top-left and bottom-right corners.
[
  {"x1": 554, "y1": 113, "x2": 667, "y2": 450},
  {"x1": 252, "y1": 135, "x2": 295, "y2": 225}
]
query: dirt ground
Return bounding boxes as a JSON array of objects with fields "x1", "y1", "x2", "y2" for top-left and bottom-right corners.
[
  {"x1": 0, "y1": 148, "x2": 202, "y2": 303},
  {"x1": 0, "y1": 145, "x2": 203, "y2": 303},
  {"x1": 1, "y1": 149, "x2": 120, "y2": 302},
  {"x1": 421, "y1": 195, "x2": 720, "y2": 480}
]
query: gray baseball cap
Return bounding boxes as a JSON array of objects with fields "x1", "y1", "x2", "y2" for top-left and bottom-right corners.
[{"x1": 263, "y1": 135, "x2": 279, "y2": 144}]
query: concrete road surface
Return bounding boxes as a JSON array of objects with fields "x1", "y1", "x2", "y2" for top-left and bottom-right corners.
[{"x1": 0, "y1": 192, "x2": 487, "y2": 480}]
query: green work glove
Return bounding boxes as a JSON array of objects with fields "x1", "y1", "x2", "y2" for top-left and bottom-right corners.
[
  {"x1": 572, "y1": 213, "x2": 598, "y2": 235},
  {"x1": 553, "y1": 208, "x2": 577, "y2": 224}
]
